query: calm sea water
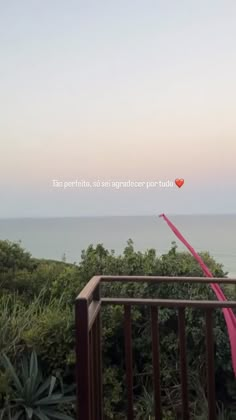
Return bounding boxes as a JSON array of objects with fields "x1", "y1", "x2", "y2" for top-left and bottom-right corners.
[{"x1": 0, "y1": 215, "x2": 236, "y2": 276}]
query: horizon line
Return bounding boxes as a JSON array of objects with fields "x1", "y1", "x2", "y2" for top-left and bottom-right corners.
[{"x1": 0, "y1": 213, "x2": 236, "y2": 220}]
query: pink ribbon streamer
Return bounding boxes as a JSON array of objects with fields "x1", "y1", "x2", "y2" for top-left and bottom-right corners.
[{"x1": 159, "y1": 213, "x2": 236, "y2": 377}]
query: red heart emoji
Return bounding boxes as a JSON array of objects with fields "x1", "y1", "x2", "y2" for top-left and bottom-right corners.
[{"x1": 175, "y1": 178, "x2": 184, "y2": 188}]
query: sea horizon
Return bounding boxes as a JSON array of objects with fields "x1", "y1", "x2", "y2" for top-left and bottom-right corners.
[
  {"x1": 1, "y1": 213, "x2": 236, "y2": 220},
  {"x1": 0, "y1": 215, "x2": 236, "y2": 277}
]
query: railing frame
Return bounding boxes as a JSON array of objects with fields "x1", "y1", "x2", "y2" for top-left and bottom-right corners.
[{"x1": 75, "y1": 276, "x2": 236, "y2": 420}]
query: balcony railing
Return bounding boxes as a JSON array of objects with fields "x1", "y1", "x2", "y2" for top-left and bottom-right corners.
[{"x1": 75, "y1": 276, "x2": 236, "y2": 420}]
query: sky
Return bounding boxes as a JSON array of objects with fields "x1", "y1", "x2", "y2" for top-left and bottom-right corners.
[{"x1": 0, "y1": 0, "x2": 236, "y2": 217}]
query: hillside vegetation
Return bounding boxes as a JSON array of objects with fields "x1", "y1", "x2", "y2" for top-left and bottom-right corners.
[{"x1": 0, "y1": 239, "x2": 235, "y2": 419}]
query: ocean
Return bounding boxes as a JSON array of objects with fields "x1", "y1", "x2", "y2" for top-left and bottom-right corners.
[{"x1": 0, "y1": 215, "x2": 236, "y2": 277}]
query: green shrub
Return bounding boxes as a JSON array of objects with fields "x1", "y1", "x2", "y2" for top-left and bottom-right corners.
[
  {"x1": 22, "y1": 304, "x2": 75, "y2": 375},
  {"x1": 0, "y1": 240, "x2": 35, "y2": 274}
]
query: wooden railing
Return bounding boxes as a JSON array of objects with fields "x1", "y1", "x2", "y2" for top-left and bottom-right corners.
[{"x1": 75, "y1": 276, "x2": 236, "y2": 420}]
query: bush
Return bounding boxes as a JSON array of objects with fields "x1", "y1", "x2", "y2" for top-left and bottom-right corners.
[
  {"x1": 22, "y1": 302, "x2": 75, "y2": 376},
  {"x1": 0, "y1": 240, "x2": 35, "y2": 274}
]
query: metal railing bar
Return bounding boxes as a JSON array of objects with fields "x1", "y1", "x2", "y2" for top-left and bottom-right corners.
[
  {"x1": 76, "y1": 276, "x2": 101, "y2": 300},
  {"x1": 102, "y1": 298, "x2": 236, "y2": 308},
  {"x1": 100, "y1": 276, "x2": 236, "y2": 284}
]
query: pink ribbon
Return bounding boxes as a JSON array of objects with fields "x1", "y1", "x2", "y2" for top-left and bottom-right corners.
[{"x1": 159, "y1": 213, "x2": 236, "y2": 376}]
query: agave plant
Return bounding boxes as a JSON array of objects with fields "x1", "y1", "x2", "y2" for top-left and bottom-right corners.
[{"x1": 0, "y1": 351, "x2": 75, "y2": 420}]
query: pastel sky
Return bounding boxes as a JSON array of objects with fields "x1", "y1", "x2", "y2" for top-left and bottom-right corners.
[{"x1": 1, "y1": 0, "x2": 236, "y2": 217}]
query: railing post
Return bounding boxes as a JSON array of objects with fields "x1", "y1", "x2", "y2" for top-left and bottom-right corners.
[
  {"x1": 75, "y1": 297, "x2": 90, "y2": 420},
  {"x1": 151, "y1": 306, "x2": 162, "y2": 420},
  {"x1": 94, "y1": 284, "x2": 103, "y2": 420},
  {"x1": 178, "y1": 308, "x2": 189, "y2": 420},
  {"x1": 124, "y1": 305, "x2": 134, "y2": 420},
  {"x1": 205, "y1": 309, "x2": 216, "y2": 420}
]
